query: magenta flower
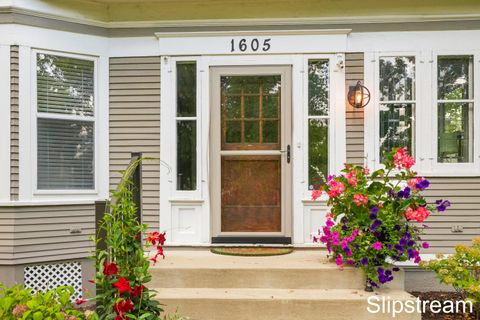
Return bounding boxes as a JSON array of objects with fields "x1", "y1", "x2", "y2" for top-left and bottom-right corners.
[
  {"x1": 422, "y1": 242, "x2": 429, "y2": 249},
  {"x1": 372, "y1": 242, "x2": 382, "y2": 250}
]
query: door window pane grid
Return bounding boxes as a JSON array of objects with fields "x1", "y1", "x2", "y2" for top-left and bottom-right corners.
[{"x1": 221, "y1": 75, "x2": 281, "y2": 150}]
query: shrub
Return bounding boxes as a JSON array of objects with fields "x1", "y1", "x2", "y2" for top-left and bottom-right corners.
[
  {"x1": 421, "y1": 238, "x2": 480, "y2": 318},
  {"x1": 0, "y1": 284, "x2": 86, "y2": 320},
  {"x1": 312, "y1": 147, "x2": 450, "y2": 289},
  {"x1": 92, "y1": 158, "x2": 166, "y2": 320}
]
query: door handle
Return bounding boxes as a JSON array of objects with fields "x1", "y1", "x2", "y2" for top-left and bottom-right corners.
[{"x1": 280, "y1": 145, "x2": 291, "y2": 163}]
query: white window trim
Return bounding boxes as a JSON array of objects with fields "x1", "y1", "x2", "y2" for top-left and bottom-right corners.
[
  {"x1": 163, "y1": 56, "x2": 203, "y2": 200},
  {"x1": 365, "y1": 50, "x2": 480, "y2": 176},
  {"x1": 18, "y1": 46, "x2": 109, "y2": 201},
  {"x1": 425, "y1": 50, "x2": 480, "y2": 176},
  {"x1": 302, "y1": 54, "x2": 346, "y2": 200}
]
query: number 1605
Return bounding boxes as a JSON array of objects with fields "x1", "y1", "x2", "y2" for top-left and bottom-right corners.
[{"x1": 230, "y1": 38, "x2": 271, "y2": 52}]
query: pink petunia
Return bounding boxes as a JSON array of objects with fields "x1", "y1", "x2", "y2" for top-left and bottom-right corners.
[
  {"x1": 311, "y1": 189, "x2": 322, "y2": 201},
  {"x1": 372, "y1": 242, "x2": 382, "y2": 250},
  {"x1": 393, "y1": 147, "x2": 415, "y2": 170}
]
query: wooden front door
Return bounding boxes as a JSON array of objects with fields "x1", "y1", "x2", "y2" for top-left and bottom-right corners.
[{"x1": 210, "y1": 66, "x2": 292, "y2": 241}]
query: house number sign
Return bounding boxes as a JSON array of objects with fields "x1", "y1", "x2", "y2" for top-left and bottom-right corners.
[{"x1": 230, "y1": 38, "x2": 272, "y2": 52}]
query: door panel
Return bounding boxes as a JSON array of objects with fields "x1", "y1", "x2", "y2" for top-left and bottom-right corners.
[
  {"x1": 210, "y1": 66, "x2": 292, "y2": 238},
  {"x1": 221, "y1": 155, "x2": 281, "y2": 232}
]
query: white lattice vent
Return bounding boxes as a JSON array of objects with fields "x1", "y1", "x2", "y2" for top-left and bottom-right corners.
[{"x1": 24, "y1": 261, "x2": 83, "y2": 300}]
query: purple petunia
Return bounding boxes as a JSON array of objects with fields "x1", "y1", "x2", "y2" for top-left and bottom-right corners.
[
  {"x1": 415, "y1": 178, "x2": 430, "y2": 190},
  {"x1": 369, "y1": 213, "x2": 378, "y2": 220},
  {"x1": 397, "y1": 187, "x2": 411, "y2": 199},
  {"x1": 370, "y1": 207, "x2": 379, "y2": 214},
  {"x1": 361, "y1": 257, "x2": 369, "y2": 265},
  {"x1": 394, "y1": 224, "x2": 401, "y2": 231},
  {"x1": 370, "y1": 219, "x2": 383, "y2": 231},
  {"x1": 435, "y1": 199, "x2": 451, "y2": 212}
]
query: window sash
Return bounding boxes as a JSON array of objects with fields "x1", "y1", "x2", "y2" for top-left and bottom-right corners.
[
  {"x1": 34, "y1": 50, "x2": 97, "y2": 192},
  {"x1": 377, "y1": 55, "x2": 416, "y2": 161},
  {"x1": 175, "y1": 61, "x2": 198, "y2": 191},
  {"x1": 307, "y1": 59, "x2": 330, "y2": 189}
]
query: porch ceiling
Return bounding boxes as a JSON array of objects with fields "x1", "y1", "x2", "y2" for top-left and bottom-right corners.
[{"x1": 4, "y1": 0, "x2": 480, "y2": 28}]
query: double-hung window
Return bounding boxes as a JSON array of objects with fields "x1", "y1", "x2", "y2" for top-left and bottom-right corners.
[
  {"x1": 436, "y1": 55, "x2": 474, "y2": 164},
  {"x1": 35, "y1": 52, "x2": 96, "y2": 191}
]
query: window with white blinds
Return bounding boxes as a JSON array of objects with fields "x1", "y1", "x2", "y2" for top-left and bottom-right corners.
[{"x1": 36, "y1": 52, "x2": 95, "y2": 190}]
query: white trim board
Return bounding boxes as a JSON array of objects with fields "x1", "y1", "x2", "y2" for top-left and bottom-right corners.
[
  {"x1": 157, "y1": 32, "x2": 348, "y2": 56},
  {"x1": 0, "y1": 45, "x2": 10, "y2": 201}
]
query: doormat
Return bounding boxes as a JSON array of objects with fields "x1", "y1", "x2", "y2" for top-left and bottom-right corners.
[{"x1": 210, "y1": 247, "x2": 293, "y2": 257}]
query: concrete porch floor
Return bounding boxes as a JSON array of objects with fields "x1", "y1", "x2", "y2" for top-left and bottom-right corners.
[{"x1": 149, "y1": 249, "x2": 420, "y2": 320}]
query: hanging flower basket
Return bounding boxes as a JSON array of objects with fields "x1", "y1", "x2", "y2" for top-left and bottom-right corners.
[{"x1": 312, "y1": 147, "x2": 451, "y2": 289}]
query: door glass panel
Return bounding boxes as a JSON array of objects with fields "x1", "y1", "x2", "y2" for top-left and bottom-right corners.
[
  {"x1": 308, "y1": 119, "x2": 328, "y2": 189},
  {"x1": 177, "y1": 62, "x2": 197, "y2": 117},
  {"x1": 308, "y1": 60, "x2": 329, "y2": 116},
  {"x1": 221, "y1": 75, "x2": 281, "y2": 150}
]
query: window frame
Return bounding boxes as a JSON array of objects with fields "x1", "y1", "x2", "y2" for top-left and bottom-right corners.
[
  {"x1": 366, "y1": 50, "x2": 480, "y2": 176},
  {"x1": 366, "y1": 51, "x2": 422, "y2": 172},
  {"x1": 31, "y1": 49, "x2": 99, "y2": 195},
  {"x1": 427, "y1": 50, "x2": 480, "y2": 175},
  {"x1": 171, "y1": 56, "x2": 201, "y2": 197},
  {"x1": 303, "y1": 54, "x2": 345, "y2": 198}
]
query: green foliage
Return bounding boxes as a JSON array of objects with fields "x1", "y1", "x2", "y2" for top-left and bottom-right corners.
[
  {"x1": 0, "y1": 284, "x2": 85, "y2": 320},
  {"x1": 421, "y1": 238, "x2": 480, "y2": 317},
  {"x1": 93, "y1": 158, "x2": 163, "y2": 320}
]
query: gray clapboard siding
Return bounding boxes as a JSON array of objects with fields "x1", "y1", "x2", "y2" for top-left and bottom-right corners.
[
  {"x1": 421, "y1": 177, "x2": 480, "y2": 253},
  {"x1": 109, "y1": 56, "x2": 161, "y2": 231},
  {"x1": 10, "y1": 45, "x2": 19, "y2": 201},
  {"x1": 345, "y1": 53, "x2": 364, "y2": 165},
  {"x1": 0, "y1": 204, "x2": 95, "y2": 264}
]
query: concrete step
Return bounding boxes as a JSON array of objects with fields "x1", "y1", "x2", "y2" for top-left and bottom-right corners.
[
  {"x1": 154, "y1": 287, "x2": 421, "y2": 320},
  {"x1": 150, "y1": 250, "x2": 403, "y2": 290}
]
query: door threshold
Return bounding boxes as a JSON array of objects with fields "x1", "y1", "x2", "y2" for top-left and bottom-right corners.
[{"x1": 211, "y1": 236, "x2": 291, "y2": 244}]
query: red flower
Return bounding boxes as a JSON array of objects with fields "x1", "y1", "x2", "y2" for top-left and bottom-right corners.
[
  {"x1": 146, "y1": 231, "x2": 166, "y2": 246},
  {"x1": 75, "y1": 299, "x2": 88, "y2": 305},
  {"x1": 113, "y1": 299, "x2": 134, "y2": 319},
  {"x1": 103, "y1": 261, "x2": 119, "y2": 276},
  {"x1": 131, "y1": 285, "x2": 145, "y2": 298},
  {"x1": 113, "y1": 277, "x2": 132, "y2": 295}
]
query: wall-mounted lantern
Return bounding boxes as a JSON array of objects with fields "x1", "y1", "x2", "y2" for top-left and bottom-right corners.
[{"x1": 348, "y1": 81, "x2": 371, "y2": 109}]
